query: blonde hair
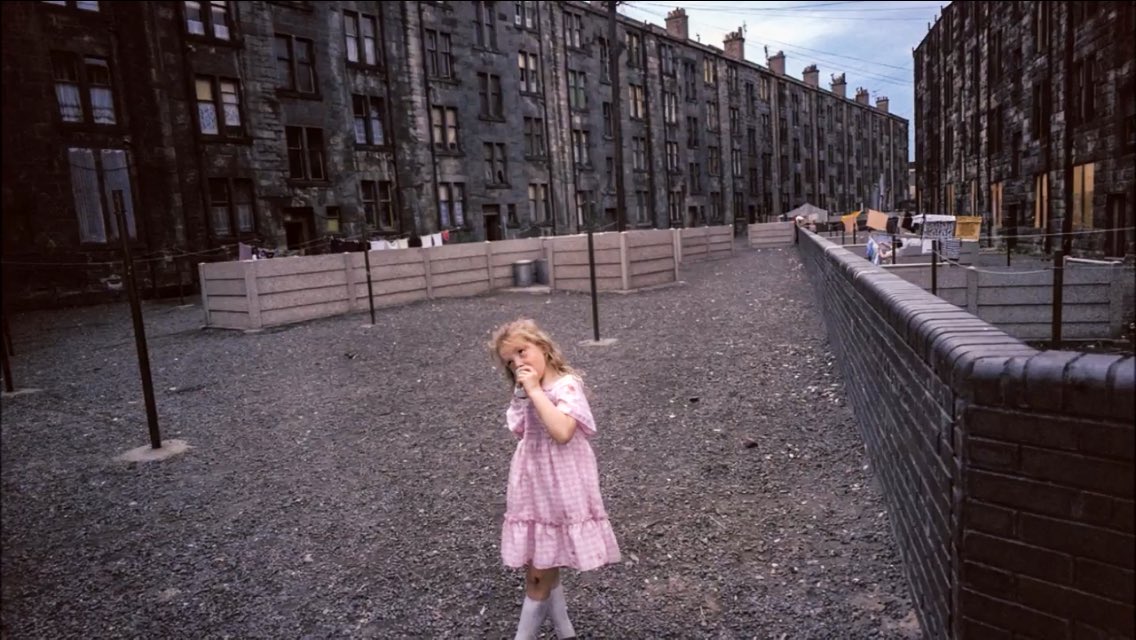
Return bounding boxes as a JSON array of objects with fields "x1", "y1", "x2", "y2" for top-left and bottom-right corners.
[{"x1": 488, "y1": 318, "x2": 580, "y2": 387}]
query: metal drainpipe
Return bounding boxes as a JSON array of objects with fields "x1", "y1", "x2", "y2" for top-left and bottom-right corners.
[
  {"x1": 414, "y1": 0, "x2": 439, "y2": 238},
  {"x1": 536, "y1": 2, "x2": 558, "y2": 235}
]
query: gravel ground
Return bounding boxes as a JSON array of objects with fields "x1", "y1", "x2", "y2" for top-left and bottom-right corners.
[{"x1": 1, "y1": 244, "x2": 920, "y2": 639}]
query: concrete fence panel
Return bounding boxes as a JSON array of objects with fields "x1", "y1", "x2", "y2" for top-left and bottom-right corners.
[{"x1": 748, "y1": 221, "x2": 795, "y2": 249}]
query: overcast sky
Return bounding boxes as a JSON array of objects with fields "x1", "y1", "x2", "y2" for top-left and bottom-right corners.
[{"x1": 620, "y1": 0, "x2": 947, "y2": 161}]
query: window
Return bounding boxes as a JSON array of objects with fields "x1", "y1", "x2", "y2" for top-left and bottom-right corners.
[
  {"x1": 605, "y1": 157, "x2": 615, "y2": 188},
  {"x1": 352, "y1": 95, "x2": 387, "y2": 146},
  {"x1": 568, "y1": 70, "x2": 587, "y2": 110},
  {"x1": 748, "y1": 166, "x2": 759, "y2": 195},
  {"x1": 706, "y1": 100, "x2": 719, "y2": 131},
  {"x1": 344, "y1": 12, "x2": 379, "y2": 66},
  {"x1": 67, "y1": 148, "x2": 135, "y2": 243},
  {"x1": 726, "y1": 65, "x2": 738, "y2": 93},
  {"x1": 746, "y1": 82, "x2": 756, "y2": 115},
  {"x1": 275, "y1": 35, "x2": 316, "y2": 93},
  {"x1": 707, "y1": 147, "x2": 720, "y2": 176},
  {"x1": 599, "y1": 37, "x2": 609, "y2": 81},
  {"x1": 565, "y1": 12, "x2": 583, "y2": 48},
  {"x1": 528, "y1": 183, "x2": 548, "y2": 224},
  {"x1": 483, "y1": 142, "x2": 508, "y2": 185},
  {"x1": 1033, "y1": 173, "x2": 1048, "y2": 229},
  {"x1": 51, "y1": 52, "x2": 116, "y2": 125},
  {"x1": 430, "y1": 106, "x2": 459, "y2": 151},
  {"x1": 703, "y1": 57, "x2": 717, "y2": 85},
  {"x1": 323, "y1": 206, "x2": 341, "y2": 235},
  {"x1": 747, "y1": 127, "x2": 758, "y2": 156},
  {"x1": 686, "y1": 116, "x2": 699, "y2": 147},
  {"x1": 572, "y1": 129, "x2": 590, "y2": 166},
  {"x1": 196, "y1": 76, "x2": 242, "y2": 136},
  {"x1": 478, "y1": 73, "x2": 503, "y2": 118},
  {"x1": 575, "y1": 190, "x2": 595, "y2": 226},
  {"x1": 207, "y1": 178, "x2": 256, "y2": 236},
  {"x1": 1031, "y1": 82, "x2": 1051, "y2": 140},
  {"x1": 989, "y1": 107, "x2": 1003, "y2": 153},
  {"x1": 629, "y1": 84, "x2": 645, "y2": 119},
  {"x1": 1033, "y1": 3, "x2": 1051, "y2": 50},
  {"x1": 437, "y1": 182, "x2": 465, "y2": 228},
  {"x1": 666, "y1": 141, "x2": 679, "y2": 172},
  {"x1": 632, "y1": 137, "x2": 646, "y2": 171},
  {"x1": 664, "y1": 91, "x2": 678, "y2": 124},
  {"x1": 425, "y1": 30, "x2": 454, "y2": 78},
  {"x1": 361, "y1": 180, "x2": 396, "y2": 231},
  {"x1": 473, "y1": 1, "x2": 497, "y2": 49},
  {"x1": 689, "y1": 162, "x2": 702, "y2": 193},
  {"x1": 758, "y1": 76, "x2": 770, "y2": 101},
  {"x1": 990, "y1": 29, "x2": 1003, "y2": 82},
  {"x1": 729, "y1": 107, "x2": 739, "y2": 133},
  {"x1": 1072, "y1": 55, "x2": 1095, "y2": 126},
  {"x1": 732, "y1": 148, "x2": 742, "y2": 176},
  {"x1": 602, "y1": 103, "x2": 613, "y2": 137},
  {"x1": 709, "y1": 192, "x2": 721, "y2": 223},
  {"x1": 635, "y1": 191, "x2": 649, "y2": 224},
  {"x1": 507, "y1": 203, "x2": 519, "y2": 227},
  {"x1": 42, "y1": 1, "x2": 100, "y2": 9},
  {"x1": 514, "y1": 1, "x2": 535, "y2": 30},
  {"x1": 185, "y1": 1, "x2": 232, "y2": 40},
  {"x1": 518, "y1": 51, "x2": 540, "y2": 93},
  {"x1": 990, "y1": 181, "x2": 1003, "y2": 230},
  {"x1": 627, "y1": 32, "x2": 642, "y2": 68},
  {"x1": 668, "y1": 190, "x2": 683, "y2": 225},
  {"x1": 661, "y1": 44, "x2": 676, "y2": 76},
  {"x1": 1072, "y1": 163, "x2": 1095, "y2": 229},
  {"x1": 285, "y1": 126, "x2": 325, "y2": 181},
  {"x1": 761, "y1": 113, "x2": 770, "y2": 130},
  {"x1": 523, "y1": 117, "x2": 545, "y2": 156}
]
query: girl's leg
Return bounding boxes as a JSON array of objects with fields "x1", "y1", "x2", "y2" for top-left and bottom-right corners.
[
  {"x1": 546, "y1": 568, "x2": 576, "y2": 639},
  {"x1": 515, "y1": 565, "x2": 551, "y2": 640}
]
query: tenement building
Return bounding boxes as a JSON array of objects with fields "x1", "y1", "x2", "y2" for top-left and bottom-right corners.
[
  {"x1": 914, "y1": 0, "x2": 1135, "y2": 256},
  {"x1": 1, "y1": 1, "x2": 907, "y2": 306}
]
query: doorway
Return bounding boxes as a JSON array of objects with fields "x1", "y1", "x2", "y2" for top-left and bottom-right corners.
[
  {"x1": 483, "y1": 205, "x2": 502, "y2": 241},
  {"x1": 283, "y1": 207, "x2": 315, "y2": 253}
]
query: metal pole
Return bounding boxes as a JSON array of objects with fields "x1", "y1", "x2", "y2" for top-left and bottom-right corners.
[
  {"x1": 587, "y1": 225, "x2": 600, "y2": 341},
  {"x1": 931, "y1": 239, "x2": 939, "y2": 296},
  {"x1": 1, "y1": 309, "x2": 13, "y2": 356},
  {"x1": 0, "y1": 311, "x2": 12, "y2": 392},
  {"x1": 608, "y1": 0, "x2": 627, "y2": 232},
  {"x1": 1006, "y1": 230, "x2": 1012, "y2": 267},
  {"x1": 176, "y1": 256, "x2": 185, "y2": 305},
  {"x1": 794, "y1": 221, "x2": 799, "y2": 245},
  {"x1": 363, "y1": 247, "x2": 376, "y2": 325},
  {"x1": 841, "y1": 226, "x2": 846, "y2": 245},
  {"x1": 1053, "y1": 3, "x2": 1076, "y2": 347},
  {"x1": 891, "y1": 233, "x2": 898, "y2": 264},
  {"x1": 113, "y1": 191, "x2": 162, "y2": 449},
  {"x1": 1051, "y1": 251, "x2": 1064, "y2": 345}
]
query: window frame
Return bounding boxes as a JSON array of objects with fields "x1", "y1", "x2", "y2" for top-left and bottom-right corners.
[
  {"x1": 285, "y1": 126, "x2": 327, "y2": 183},
  {"x1": 195, "y1": 75, "x2": 245, "y2": 139},
  {"x1": 274, "y1": 33, "x2": 318, "y2": 96},
  {"x1": 353, "y1": 94, "x2": 389, "y2": 148},
  {"x1": 183, "y1": 1, "x2": 236, "y2": 43},
  {"x1": 344, "y1": 10, "x2": 381, "y2": 67},
  {"x1": 207, "y1": 177, "x2": 258, "y2": 237},
  {"x1": 51, "y1": 51, "x2": 118, "y2": 128}
]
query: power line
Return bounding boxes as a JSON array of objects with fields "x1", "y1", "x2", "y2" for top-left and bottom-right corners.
[{"x1": 638, "y1": 1, "x2": 932, "y2": 12}]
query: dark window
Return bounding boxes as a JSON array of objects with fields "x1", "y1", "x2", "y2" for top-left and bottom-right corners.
[
  {"x1": 478, "y1": 73, "x2": 504, "y2": 118},
  {"x1": 275, "y1": 34, "x2": 316, "y2": 93},
  {"x1": 285, "y1": 126, "x2": 325, "y2": 181},
  {"x1": 42, "y1": 1, "x2": 100, "y2": 10},
  {"x1": 602, "y1": 102, "x2": 613, "y2": 137},
  {"x1": 484, "y1": 142, "x2": 508, "y2": 185},
  {"x1": 514, "y1": 1, "x2": 535, "y2": 30},
  {"x1": 344, "y1": 11, "x2": 380, "y2": 66},
  {"x1": 66, "y1": 147, "x2": 135, "y2": 244},
  {"x1": 473, "y1": 1, "x2": 497, "y2": 49},
  {"x1": 568, "y1": 70, "x2": 587, "y2": 110},
  {"x1": 627, "y1": 32, "x2": 642, "y2": 68},
  {"x1": 353, "y1": 94, "x2": 387, "y2": 146},
  {"x1": 565, "y1": 12, "x2": 583, "y2": 48},
  {"x1": 660, "y1": 44, "x2": 676, "y2": 76},
  {"x1": 518, "y1": 51, "x2": 540, "y2": 93},
  {"x1": 431, "y1": 105, "x2": 459, "y2": 152},
  {"x1": 185, "y1": 1, "x2": 233, "y2": 40},
  {"x1": 208, "y1": 178, "x2": 256, "y2": 236},
  {"x1": 524, "y1": 117, "x2": 545, "y2": 156},
  {"x1": 196, "y1": 76, "x2": 243, "y2": 137},
  {"x1": 437, "y1": 182, "x2": 465, "y2": 228},
  {"x1": 425, "y1": 30, "x2": 454, "y2": 78},
  {"x1": 362, "y1": 179, "x2": 398, "y2": 230},
  {"x1": 51, "y1": 51, "x2": 116, "y2": 125},
  {"x1": 1072, "y1": 55, "x2": 1095, "y2": 125}
]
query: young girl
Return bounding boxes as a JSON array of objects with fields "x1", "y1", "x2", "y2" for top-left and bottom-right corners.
[{"x1": 489, "y1": 319, "x2": 621, "y2": 640}]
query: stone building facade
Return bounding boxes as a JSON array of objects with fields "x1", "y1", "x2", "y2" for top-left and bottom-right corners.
[
  {"x1": 914, "y1": 0, "x2": 1136, "y2": 256},
  {"x1": 1, "y1": 1, "x2": 907, "y2": 306}
]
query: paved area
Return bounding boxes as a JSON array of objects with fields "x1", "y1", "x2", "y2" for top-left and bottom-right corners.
[{"x1": 1, "y1": 245, "x2": 919, "y2": 639}]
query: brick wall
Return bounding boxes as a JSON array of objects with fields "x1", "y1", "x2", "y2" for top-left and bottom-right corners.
[{"x1": 797, "y1": 230, "x2": 1135, "y2": 639}]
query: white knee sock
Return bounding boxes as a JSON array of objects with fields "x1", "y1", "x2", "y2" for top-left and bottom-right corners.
[
  {"x1": 513, "y1": 596, "x2": 549, "y2": 640},
  {"x1": 548, "y1": 585, "x2": 576, "y2": 638}
]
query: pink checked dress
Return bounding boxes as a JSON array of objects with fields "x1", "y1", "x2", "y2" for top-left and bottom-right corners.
[{"x1": 501, "y1": 374, "x2": 621, "y2": 571}]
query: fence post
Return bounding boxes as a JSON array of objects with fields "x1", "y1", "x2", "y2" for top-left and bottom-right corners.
[
  {"x1": 244, "y1": 260, "x2": 262, "y2": 330},
  {"x1": 485, "y1": 241, "x2": 495, "y2": 289},
  {"x1": 343, "y1": 252, "x2": 358, "y2": 312},
  {"x1": 363, "y1": 249, "x2": 376, "y2": 325},
  {"x1": 544, "y1": 239, "x2": 556, "y2": 290},
  {"x1": 422, "y1": 248, "x2": 433, "y2": 299},
  {"x1": 891, "y1": 233, "x2": 898, "y2": 264},
  {"x1": 931, "y1": 240, "x2": 939, "y2": 296},
  {"x1": 198, "y1": 262, "x2": 211, "y2": 327},
  {"x1": 619, "y1": 232, "x2": 630, "y2": 291},
  {"x1": 1051, "y1": 251, "x2": 1065, "y2": 346}
]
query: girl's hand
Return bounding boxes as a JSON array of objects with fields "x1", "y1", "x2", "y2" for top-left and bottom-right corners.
[{"x1": 514, "y1": 365, "x2": 540, "y2": 392}]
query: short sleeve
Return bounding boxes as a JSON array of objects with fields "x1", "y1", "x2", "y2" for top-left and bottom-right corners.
[
  {"x1": 554, "y1": 376, "x2": 596, "y2": 438},
  {"x1": 505, "y1": 398, "x2": 527, "y2": 439}
]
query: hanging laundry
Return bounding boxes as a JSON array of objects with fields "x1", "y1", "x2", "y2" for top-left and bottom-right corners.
[
  {"x1": 429, "y1": 232, "x2": 443, "y2": 247},
  {"x1": 421, "y1": 234, "x2": 434, "y2": 248},
  {"x1": 395, "y1": 238, "x2": 409, "y2": 249},
  {"x1": 238, "y1": 242, "x2": 253, "y2": 261},
  {"x1": 441, "y1": 229, "x2": 450, "y2": 243},
  {"x1": 370, "y1": 240, "x2": 385, "y2": 251}
]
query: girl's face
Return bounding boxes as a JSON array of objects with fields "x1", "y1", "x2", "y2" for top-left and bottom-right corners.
[{"x1": 498, "y1": 337, "x2": 547, "y2": 382}]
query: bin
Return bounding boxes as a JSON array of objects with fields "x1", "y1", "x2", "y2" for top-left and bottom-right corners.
[
  {"x1": 512, "y1": 259, "x2": 535, "y2": 287},
  {"x1": 533, "y1": 258, "x2": 548, "y2": 285}
]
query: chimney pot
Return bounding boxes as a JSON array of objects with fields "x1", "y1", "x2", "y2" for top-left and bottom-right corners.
[
  {"x1": 768, "y1": 50, "x2": 785, "y2": 76},
  {"x1": 803, "y1": 64, "x2": 819, "y2": 88},
  {"x1": 723, "y1": 28, "x2": 745, "y2": 61},
  {"x1": 830, "y1": 73, "x2": 847, "y2": 98},
  {"x1": 665, "y1": 7, "x2": 689, "y2": 40}
]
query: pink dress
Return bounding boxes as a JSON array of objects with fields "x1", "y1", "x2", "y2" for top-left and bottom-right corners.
[{"x1": 501, "y1": 374, "x2": 621, "y2": 571}]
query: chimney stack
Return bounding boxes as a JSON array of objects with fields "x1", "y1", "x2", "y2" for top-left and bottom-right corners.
[
  {"x1": 830, "y1": 73, "x2": 846, "y2": 98},
  {"x1": 665, "y1": 7, "x2": 688, "y2": 40},
  {"x1": 855, "y1": 87, "x2": 870, "y2": 105},
  {"x1": 802, "y1": 64, "x2": 819, "y2": 88},
  {"x1": 768, "y1": 50, "x2": 785, "y2": 76},
  {"x1": 723, "y1": 28, "x2": 745, "y2": 61},
  {"x1": 875, "y1": 96, "x2": 889, "y2": 113}
]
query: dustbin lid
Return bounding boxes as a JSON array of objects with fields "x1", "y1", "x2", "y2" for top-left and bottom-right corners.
[{"x1": 514, "y1": 259, "x2": 534, "y2": 265}]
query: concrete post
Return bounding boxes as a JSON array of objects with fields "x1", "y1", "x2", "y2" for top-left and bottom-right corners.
[
  {"x1": 344, "y1": 252, "x2": 358, "y2": 311},
  {"x1": 198, "y1": 262, "x2": 211, "y2": 326},
  {"x1": 485, "y1": 241, "x2": 495, "y2": 289},
  {"x1": 244, "y1": 260, "x2": 261, "y2": 330},
  {"x1": 619, "y1": 232, "x2": 630, "y2": 291},
  {"x1": 966, "y1": 266, "x2": 979, "y2": 315},
  {"x1": 544, "y1": 239, "x2": 556, "y2": 290},
  {"x1": 422, "y1": 248, "x2": 434, "y2": 298}
]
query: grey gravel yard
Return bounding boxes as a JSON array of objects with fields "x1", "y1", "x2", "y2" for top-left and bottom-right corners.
[{"x1": 1, "y1": 245, "x2": 920, "y2": 639}]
